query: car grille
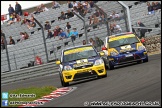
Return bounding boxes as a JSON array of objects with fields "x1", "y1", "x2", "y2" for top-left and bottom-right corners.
[
  {"x1": 120, "y1": 50, "x2": 137, "y2": 54},
  {"x1": 74, "y1": 64, "x2": 93, "y2": 70},
  {"x1": 119, "y1": 54, "x2": 141, "y2": 63},
  {"x1": 73, "y1": 70, "x2": 97, "y2": 81}
]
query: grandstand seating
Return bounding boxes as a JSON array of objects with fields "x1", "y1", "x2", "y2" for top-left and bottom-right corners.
[{"x1": 1, "y1": 1, "x2": 161, "y2": 72}]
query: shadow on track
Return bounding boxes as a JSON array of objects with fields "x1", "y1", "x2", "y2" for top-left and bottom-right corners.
[{"x1": 111, "y1": 61, "x2": 149, "y2": 70}]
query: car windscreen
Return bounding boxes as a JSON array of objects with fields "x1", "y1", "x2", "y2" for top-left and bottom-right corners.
[
  {"x1": 108, "y1": 36, "x2": 139, "y2": 48},
  {"x1": 63, "y1": 47, "x2": 98, "y2": 63}
]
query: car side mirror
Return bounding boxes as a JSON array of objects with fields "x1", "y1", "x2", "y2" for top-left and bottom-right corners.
[
  {"x1": 56, "y1": 60, "x2": 61, "y2": 65},
  {"x1": 102, "y1": 46, "x2": 107, "y2": 50}
]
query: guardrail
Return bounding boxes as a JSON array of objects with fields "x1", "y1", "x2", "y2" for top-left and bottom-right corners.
[{"x1": 1, "y1": 62, "x2": 59, "y2": 85}]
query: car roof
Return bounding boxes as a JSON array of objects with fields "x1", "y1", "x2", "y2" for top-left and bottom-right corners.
[{"x1": 62, "y1": 44, "x2": 93, "y2": 52}]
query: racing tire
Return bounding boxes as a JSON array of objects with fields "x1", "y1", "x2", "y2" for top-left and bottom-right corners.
[
  {"x1": 108, "y1": 61, "x2": 114, "y2": 70},
  {"x1": 102, "y1": 57, "x2": 108, "y2": 70},
  {"x1": 143, "y1": 57, "x2": 148, "y2": 63},
  {"x1": 60, "y1": 75, "x2": 69, "y2": 87}
]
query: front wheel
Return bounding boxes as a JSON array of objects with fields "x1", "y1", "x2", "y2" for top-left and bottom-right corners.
[
  {"x1": 143, "y1": 56, "x2": 148, "y2": 63},
  {"x1": 60, "y1": 74, "x2": 69, "y2": 87},
  {"x1": 108, "y1": 61, "x2": 114, "y2": 70}
]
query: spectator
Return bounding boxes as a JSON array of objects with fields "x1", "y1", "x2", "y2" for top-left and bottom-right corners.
[
  {"x1": 58, "y1": 11, "x2": 66, "y2": 21},
  {"x1": 147, "y1": 2, "x2": 154, "y2": 15},
  {"x1": 89, "y1": 38, "x2": 95, "y2": 47},
  {"x1": 35, "y1": 56, "x2": 43, "y2": 65},
  {"x1": 7, "y1": 14, "x2": 16, "y2": 25},
  {"x1": 30, "y1": 14, "x2": 35, "y2": 21},
  {"x1": 33, "y1": 5, "x2": 43, "y2": 15},
  {"x1": 110, "y1": 23, "x2": 115, "y2": 34},
  {"x1": 95, "y1": 37, "x2": 104, "y2": 51},
  {"x1": 15, "y1": 1, "x2": 22, "y2": 16},
  {"x1": 100, "y1": 14, "x2": 106, "y2": 24},
  {"x1": 46, "y1": 30, "x2": 53, "y2": 39},
  {"x1": 8, "y1": 4, "x2": 15, "y2": 16},
  {"x1": 83, "y1": 40, "x2": 86, "y2": 45},
  {"x1": 58, "y1": 30, "x2": 67, "y2": 40},
  {"x1": 73, "y1": 1, "x2": 78, "y2": 7},
  {"x1": 113, "y1": 23, "x2": 122, "y2": 33},
  {"x1": 16, "y1": 14, "x2": 21, "y2": 22},
  {"x1": 73, "y1": 6, "x2": 79, "y2": 13},
  {"x1": 24, "y1": 32, "x2": 29, "y2": 39},
  {"x1": 137, "y1": 21, "x2": 147, "y2": 38},
  {"x1": 1, "y1": 36, "x2": 6, "y2": 50},
  {"x1": 55, "y1": 25, "x2": 62, "y2": 35},
  {"x1": 53, "y1": 29, "x2": 58, "y2": 38},
  {"x1": 154, "y1": 2, "x2": 161, "y2": 10},
  {"x1": 65, "y1": 10, "x2": 74, "y2": 19},
  {"x1": 79, "y1": 5, "x2": 87, "y2": 17},
  {"x1": 52, "y1": 1, "x2": 60, "y2": 9},
  {"x1": 83, "y1": 1, "x2": 92, "y2": 13},
  {"x1": 27, "y1": 19, "x2": 36, "y2": 29},
  {"x1": 21, "y1": 17, "x2": 30, "y2": 25},
  {"x1": 44, "y1": 21, "x2": 51, "y2": 30},
  {"x1": 67, "y1": 1, "x2": 73, "y2": 8},
  {"x1": 152, "y1": 2, "x2": 157, "y2": 11},
  {"x1": 67, "y1": 29, "x2": 73, "y2": 38},
  {"x1": 20, "y1": 32, "x2": 26, "y2": 42},
  {"x1": 89, "y1": 1, "x2": 94, "y2": 8},
  {"x1": 92, "y1": 15, "x2": 99, "y2": 29},
  {"x1": 70, "y1": 28, "x2": 78, "y2": 42},
  {"x1": 9, "y1": 36, "x2": 15, "y2": 45},
  {"x1": 89, "y1": 16, "x2": 93, "y2": 25},
  {"x1": 42, "y1": 4, "x2": 49, "y2": 12},
  {"x1": 110, "y1": 11, "x2": 120, "y2": 19},
  {"x1": 66, "y1": 22, "x2": 71, "y2": 30},
  {"x1": 93, "y1": 9, "x2": 100, "y2": 17}
]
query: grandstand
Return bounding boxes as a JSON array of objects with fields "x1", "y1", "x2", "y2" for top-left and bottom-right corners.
[{"x1": 1, "y1": 1, "x2": 161, "y2": 72}]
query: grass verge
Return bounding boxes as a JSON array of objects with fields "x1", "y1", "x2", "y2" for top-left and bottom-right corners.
[{"x1": 2, "y1": 86, "x2": 56, "y2": 107}]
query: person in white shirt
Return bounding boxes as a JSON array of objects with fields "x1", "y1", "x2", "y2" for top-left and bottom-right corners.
[
  {"x1": 73, "y1": 1, "x2": 78, "y2": 7},
  {"x1": 42, "y1": 5, "x2": 49, "y2": 11},
  {"x1": 113, "y1": 23, "x2": 122, "y2": 33},
  {"x1": 52, "y1": 1, "x2": 60, "y2": 9},
  {"x1": 110, "y1": 11, "x2": 120, "y2": 19}
]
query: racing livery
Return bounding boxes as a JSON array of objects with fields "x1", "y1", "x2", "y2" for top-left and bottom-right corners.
[
  {"x1": 102, "y1": 32, "x2": 148, "y2": 70},
  {"x1": 56, "y1": 45, "x2": 107, "y2": 87}
]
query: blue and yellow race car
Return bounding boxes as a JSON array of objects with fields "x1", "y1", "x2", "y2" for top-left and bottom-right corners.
[
  {"x1": 56, "y1": 45, "x2": 107, "y2": 87},
  {"x1": 102, "y1": 32, "x2": 148, "y2": 70}
]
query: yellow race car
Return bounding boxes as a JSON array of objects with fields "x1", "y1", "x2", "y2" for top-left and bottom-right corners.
[{"x1": 56, "y1": 45, "x2": 107, "y2": 87}]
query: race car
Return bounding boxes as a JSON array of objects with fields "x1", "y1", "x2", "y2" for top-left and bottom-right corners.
[
  {"x1": 55, "y1": 45, "x2": 107, "y2": 87},
  {"x1": 102, "y1": 32, "x2": 148, "y2": 70}
]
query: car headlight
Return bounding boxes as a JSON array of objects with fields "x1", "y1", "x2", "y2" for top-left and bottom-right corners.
[
  {"x1": 110, "y1": 51, "x2": 118, "y2": 56},
  {"x1": 94, "y1": 59, "x2": 104, "y2": 66},
  {"x1": 138, "y1": 45, "x2": 146, "y2": 51},
  {"x1": 64, "y1": 65, "x2": 73, "y2": 71}
]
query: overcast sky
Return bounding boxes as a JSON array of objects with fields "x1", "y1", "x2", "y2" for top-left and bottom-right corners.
[{"x1": 1, "y1": 1, "x2": 52, "y2": 15}]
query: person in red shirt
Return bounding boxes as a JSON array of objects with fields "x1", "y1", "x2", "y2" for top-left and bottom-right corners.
[{"x1": 35, "y1": 56, "x2": 42, "y2": 65}]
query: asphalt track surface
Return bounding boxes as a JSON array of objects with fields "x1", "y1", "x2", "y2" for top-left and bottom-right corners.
[{"x1": 1, "y1": 54, "x2": 161, "y2": 107}]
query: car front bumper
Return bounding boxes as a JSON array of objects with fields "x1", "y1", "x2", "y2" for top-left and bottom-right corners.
[
  {"x1": 62, "y1": 63, "x2": 106, "y2": 83},
  {"x1": 109, "y1": 50, "x2": 148, "y2": 66}
]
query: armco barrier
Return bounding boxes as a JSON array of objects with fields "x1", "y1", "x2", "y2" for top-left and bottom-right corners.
[{"x1": 1, "y1": 62, "x2": 59, "y2": 85}]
